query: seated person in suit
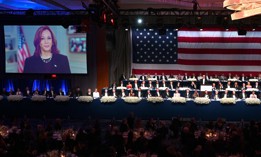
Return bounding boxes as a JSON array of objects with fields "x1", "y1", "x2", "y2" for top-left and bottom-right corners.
[
  {"x1": 184, "y1": 89, "x2": 191, "y2": 99},
  {"x1": 130, "y1": 74, "x2": 136, "y2": 78},
  {"x1": 241, "y1": 83, "x2": 247, "y2": 90},
  {"x1": 234, "y1": 82, "x2": 240, "y2": 90},
  {"x1": 58, "y1": 88, "x2": 64, "y2": 96},
  {"x1": 42, "y1": 88, "x2": 49, "y2": 97},
  {"x1": 1, "y1": 88, "x2": 8, "y2": 96},
  {"x1": 218, "y1": 82, "x2": 224, "y2": 91},
  {"x1": 226, "y1": 81, "x2": 232, "y2": 89},
  {"x1": 163, "y1": 88, "x2": 170, "y2": 98},
  {"x1": 173, "y1": 89, "x2": 181, "y2": 97},
  {"x1": 162, "y1": 80, "x2": 167, "y2": 88},
  {"x1": 176, "y1": 81, "x2": 181, "y2": 89},
  {"x1": 169, "y1": 73, "x2": 175, "y2": 79},
  {"x1": 112, "y1": 89, "x2": 117, "y2": 97},
  {"x1": 87, "y1": 88, "x2": 92, "y2": 96},
  {"x1": 119, "y1": 81, "x2": 124, "y2": 87},
  {"x1": 49, "y1": 87, "x2": 56, "y2": 98},
  {"x1": 213, "y1": 90, "x2": 220, "y2": 100},
  {"x1": 75, "y1": 87, "x2": 83, "y2": 97},
  {"x1": 16, "y1": 88, "x2": 22, "y2": 96},
  {"x1": 147, "y1": 90, "x2": 152, "y2": 98},
  {"x1": 111, "y1": 82, "x2": 117, "y2": 90},
  {"x1": 136, "y1": 88, "x2": 143, "y2": 98},
  {"x1": 148, "y1": 81, "x2": 153, "y2": 89},
  {"x1": 9, "y1": 89, "x2": 14, "y2": 95},
  {"x1": 139, "y1": 73, "x2": 146, "y2": 81},
  {"x1": 119, "y1": 74, "x2": 126, "y2": 82},
  {"x1": 222, "y1": 90, "x2": 229, "y2": 98},
  {"x1": 93, "y1": 88, "x2": 100, "y2": 99},
  {"x1": 155, "y1": 81, "x2": 160, "y2": 89},
  {"x1": 211, "y1": 83, "x2": 217, "y2": 91},
  {"x1": 239, "y1": 89, "x2": 247, "y2": 99},
  {"x1": 192, "y1": 90, "x2": 199, "y2": 99},
  {"x1": 155, "y1": 88, "x2": 161, "y2": 97},
  {"x1": 231, "y1": 91, "x2": 237, "y2": 99},
  {"x1": 240, "y1": 73, "x2": 247, "y2": 82},
  {"x1": 103, "y1": 89, "x2": 109, "y2": 97},
  {"x1": 190, "y1": 81, "x2": 197, "y2": 90},
  {"x1": 140, "y1": 80, "x2": 146, "y2": 88},
  {"x1": 249, "y1": 91, "x2": 257, "y2": 98},
  {"x1": 153, "y1": 73, "x2": 160, "y2": 80},
  {"x1": 133, "y1": 80, "x2": 139, "y2": 90},
  {"x1": 254, "y1": 82, "x2": 260, "y2": 90},
  {"x1": 120, "y1": 89, "x2": 126, "y2": 98},
  {"x1": 200, "y1": 75, "x2": 208, "y2": 85},
  {"x1": 183, "y1": 73, "x2": 189, "y2": 80},
  {"x1": 24, "y1": 86, "x2": 32, "y2": 97},
  {"x1": 203, "y1": 90, "x2": 210, "y2": 98},
  {"x1": 33, "y1": 88, "x2": 40, "y2": 96},
  {"x1": 160, "y1": 73, "x2": 168, "y2": 81},
  {"x1": 169, "y1": 81, "x2": 174, "y2": 90},
  {"x1": 146, "y1": 73, "x2": 151, "y2": 80},
  {"x1": 67, "y1": 89, "x2": 74, "y2": 97}
]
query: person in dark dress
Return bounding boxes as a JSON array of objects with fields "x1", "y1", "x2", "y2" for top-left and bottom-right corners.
[{"x1": 23, "y1": 26, "x2": 70, "y2": 73}]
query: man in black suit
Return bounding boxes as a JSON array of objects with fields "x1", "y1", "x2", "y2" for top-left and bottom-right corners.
[
  {"x1": 184, "y1": 89, "x2": 191, "y2": 99},
  {"x1": 87, "y1": 88, "x2": 92, "y2": 96},
  {"x1": 160, "y1": 73, "x2": 168, "y2": 81},
  {"x1": 24, "y1": 86, "x2": 32, "y2": 97},
  {"x1": 162, "y1": 88, "x2": 171, "y2": 98},
  {"x1": 200, "y1": 75, "x2": 209, "y2": 85},
  {"x1": 239, "y1": 89, "x2": 247, "y2": 99},
  {"x1": 75, "y1": 87, "x2": 82, "y2": 97},
  {"x1": 139, "y1": 73, "x2": 147, "y2": 81},
  {"x1": 58, "y1": 88, "x2": 65, "y2": 96},
  {"x1": 154, "y1": 73, "x2": 160, "y2": 80}
]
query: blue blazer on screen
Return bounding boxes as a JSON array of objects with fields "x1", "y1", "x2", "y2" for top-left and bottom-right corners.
[{"x1": 23, "y1": 54, "x2": 71, "y2": 74}]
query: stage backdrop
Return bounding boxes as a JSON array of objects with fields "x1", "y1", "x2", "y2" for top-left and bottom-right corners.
[{"x1": 131, "y1": 28, "x2": 261, "y2": 76}]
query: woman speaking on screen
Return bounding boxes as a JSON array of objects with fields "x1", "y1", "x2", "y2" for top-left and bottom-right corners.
[{"x1": 23, "y1": 26, "x2": 71, "y2": 73}]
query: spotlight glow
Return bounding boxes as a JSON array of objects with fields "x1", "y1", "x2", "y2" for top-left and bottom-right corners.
[{"x1": 137, "y1": 18, "x2": 143, "y2": 24}]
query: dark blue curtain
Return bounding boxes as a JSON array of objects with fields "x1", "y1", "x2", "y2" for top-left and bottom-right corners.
[{"x1": 1, "y1": 79, "x2": 70, "y2": 93}]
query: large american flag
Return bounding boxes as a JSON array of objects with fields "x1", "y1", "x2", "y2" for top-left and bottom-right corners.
[
  {"x1": 17, "y1": 26, "x2": 31, "y2": 73},
  {"x1": 132, "y1": 27, "x2": 261, "y2": 76}
]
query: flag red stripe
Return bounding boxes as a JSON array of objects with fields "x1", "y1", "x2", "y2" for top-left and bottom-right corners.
[
  {"x1": 132, "y1": 69, "x2": 260, "y2": 76},
  {"x1": 178, "y1": 37, "x2": 261, "y2": 43},
  {"x1": 178, "y1": 48, "x2": 261, "y2": 54},
  {"x1": 177, "y1": 59, "x2": 261, "y2": 66}
]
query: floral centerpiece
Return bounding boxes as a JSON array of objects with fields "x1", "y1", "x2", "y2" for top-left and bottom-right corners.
[
  {"x1": 0, "y1": 125, "x2": 9, "y2": 138},
  {"x1": 100, "y1": 96, "x2": 117, "y2": 103},
  {"x1": 171, "y1": 97, "x2": 186, "y2": 103},
  {"x1": 220, "y1": 98, "x2": 236, "y2": 104},
  {"x1": 54, "y1": 95, "x2": 70, "y2": 102},
  {"x1": 245, "y1": 98, "x2": 261, "y2": 105},
  {"x1": 0, "y1": 95, "x2": 3, "y2": 101},
  {"x1": 7, "y1": 95, "x2": 23, "y2": 102},
  {"x1": 124, "y1": 96, "x2": 141, "y2": 103},
  {"x1": 147, "y1": 97, "x2": 164, "y2": 103},
  {"x1": 77, "y1": 96, "x2": 93, "y2": 103},
  {"x1": 31, "y1": 95, "x2": 46, "y2": 102},
  {"x1": 194, "y1": 97, "x2": 210, "y2": 104}
]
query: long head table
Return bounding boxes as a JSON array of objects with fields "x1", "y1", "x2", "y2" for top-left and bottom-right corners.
[{"x1": 0, "y1": 98, "x2": 261, "y2": 121}]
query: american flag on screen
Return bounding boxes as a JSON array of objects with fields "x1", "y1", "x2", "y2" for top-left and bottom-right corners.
[
  {"x1": 17, "y1": 26, "x2": 31, "y2": 73},
  {"x1": 132, "y1": 28, "x2": 261, "y2": 75}
]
